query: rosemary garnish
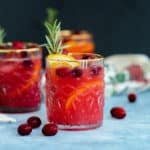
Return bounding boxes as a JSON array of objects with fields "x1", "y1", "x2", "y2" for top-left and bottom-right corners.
[
  {"x1": 45, "y1": 7, "x2": 58, "y2": 25},
  {"x1": 0, "y1": 26, "x2": 6, "y2": 44},
  {"x1": 45, "y1": 20, "x2": 63, "y2": 54}
]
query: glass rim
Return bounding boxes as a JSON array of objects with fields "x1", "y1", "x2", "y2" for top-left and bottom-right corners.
[
  {"x1": 46, "y1": 53, "x2": 104, "y2": 62},
  {"x1": 0, "y1": 47, "x2": 41, "y2": 53},
  {"x1": 0, "y1": 42, "x2": 41, "y2": 53}
]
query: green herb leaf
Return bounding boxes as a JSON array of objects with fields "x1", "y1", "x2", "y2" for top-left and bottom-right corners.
[
  {"x1": 0, "y1": 26, "x2": 6, "y2": 44},
  {"x1": 45, "y1": 20, "x2": 63, "y2": 54}
]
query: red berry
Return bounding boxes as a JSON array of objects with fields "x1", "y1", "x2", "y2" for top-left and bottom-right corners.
[
  {"x1": 42, "y1": 123, "x2": 58, "y2": 136},
  {"x1": 128, "y1": 93, "x2": 137, "y2": 102},
  {"x1": 12, "y1": 41, "x2": 26, "y2": 49},
  {"x1": 17, "y1": 123, "x2": 32, "y2": 136},
  {"x1": 22, "y1": 60, "x2": 33, "y2": 68},
  {"x1": 27, "y1": 116, "x2": 42, "y2": 128},
  {"x1": 56, "y1": 67, "x2": 71, "y2": 77},
  {"x1": 90, "y1": 66, "x2": 102, "y2": 76},
  {"x1": 110, "y1": 107, "x2": 126, "y2": 119},
  {"x1": 62, "y1": 49, "x2": 68, "y2": 54},
  {"x1": 71, "y1": 67, "x2": 83, "y2": 77}
]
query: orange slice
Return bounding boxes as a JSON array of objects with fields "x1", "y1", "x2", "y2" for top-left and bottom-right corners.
[
  {"x1": 9, "y1": 60, "x2": 41, "y2": 97},
  {"x1": 65, "y1": 80, "x2": 103, "y2": 109},
  {"x1": 47, "y1": 54, "x2": 79, "y2": 68},
  {"x1": 64, "y1": 41, "x2": 94, "y2": 53}
]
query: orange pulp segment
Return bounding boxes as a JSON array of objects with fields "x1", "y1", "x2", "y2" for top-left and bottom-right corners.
[
  {"x1": 9, "y1": 60, "x2": 41, "y2": 97},
  {"x1": 65, "y1": 80, "x2": 103, "y2": 109}
]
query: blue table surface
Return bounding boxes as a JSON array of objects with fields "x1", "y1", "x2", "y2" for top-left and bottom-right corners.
[{"x1": 0, "y1": 91, "x2": 150, "y2": 150}]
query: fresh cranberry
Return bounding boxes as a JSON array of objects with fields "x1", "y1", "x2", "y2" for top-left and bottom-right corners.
[
  {"x1": 28, "y1": 44, "x2": 38, "y2": 49},
  {"x1": 0, "y1": 45, "x2": 6, "y2": 49},
  {"x1": 62, "y1": 38, "x2": 70, "y2": 43},
  {"x1": 82, "y1": 54, "x2": 94, "y2": 59},
  {"x1": 56, "y1": 67, "x2": 71, "y2": 77},
  {"x1": 110, "y1": 107, "x2": 126, "y2": 119},
  {"x1": 42, "y1": 123, "x2": 58, "y2": 136},
  {"x1": 21, "y1": 51, "x2": 28, "y2": 58},
  {"x1": 128, "y1": 93, "x2": 137, "y2": 102},
  {"x1": 12, "y1": 41, "x2": 26, "y2": 49},
  {"x1": 62, "y1": 49, "x2": 68, "y2": 54},
  {"x1": 22, "y1": 60, "x2": 33, "y2": 68},
  {"x1": 90, "y1": 66, "x2": 102, "y2": 76},
  {"x1": 27, "y1": 116, "x2": 41, "y2": 128},
  {"x1": 71, "y1": 67, "x2": 83, "y2": 78},
  {"x1": 17, "y1": 123, "x2": 32, "y2": 136},
  {"x1": 72, "y1": 30, "x2": 81, "y2": 34}
]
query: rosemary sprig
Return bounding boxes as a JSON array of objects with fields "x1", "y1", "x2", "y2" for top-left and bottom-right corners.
[
  {"x1": 45, "y1": 7, "x2": 58, "y2": 25},
  {"x1": 0, "y1": 26, "x2": 6, "y2": 44},
  {"x1": 45, "y1": 20, "x2": 63, "y2": 54}
]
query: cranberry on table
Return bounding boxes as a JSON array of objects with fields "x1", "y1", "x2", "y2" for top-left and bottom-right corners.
[
  {"x1": 17, "y1": 123, "x2": 32, "y2": 136},
  {"x1": 128, "y1": 93, "x2": 137, "y2": 102},
  {"x1": 110, "y1": 107, "x2": 126, "y2": 119},
  {"x1": 42, "y1": 123, "x2": 58, "y2": 136},
  {"x1": 27, "y1": 116, "x2": 42, "y2": 128}
]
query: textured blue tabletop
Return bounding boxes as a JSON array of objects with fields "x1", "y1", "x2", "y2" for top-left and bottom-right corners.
[{"x1": 0, "y1": 91, "x2": 150, "y2": 150}]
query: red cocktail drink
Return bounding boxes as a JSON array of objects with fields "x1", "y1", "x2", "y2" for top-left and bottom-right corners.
[
  {"x1": 0, "y1": 42, "x2": 42, "y2": 113},
  {"x1": 46, "y1": 53, "x2": 104, "y2": 130}
]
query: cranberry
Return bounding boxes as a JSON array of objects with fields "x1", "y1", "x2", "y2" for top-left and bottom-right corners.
[
  {"x1": 82, "y1": 54, "x2": 94, "y2": 59},
  {"x1": 42, "y1": 123, "x2": 58, "y2": 136},
  {"x1": 128, "y1": 93, "x2": 137, "y2": 102},
  {"x1": 22, "y1": 60, "x2": 33, "y2": 68},
  {"x1": 27, "y1": 116, "x2": 42, "y2": 128},
  {"x1": 12, "y1": 41, "x2": 26, "y2": 49},
  {"x1": 62, "y1": 49, "x2": 68, "y2": 54},
  {"x1": 90, "y1": 66, "x2": 102, "y2": 76},
  {"x1": 28, "y1": 44, "x2": 38, "y2": 49},
  {"x1": 71, "y1": 67, "x2": 83, "y2": 78},
  {"x1": 0, "y1": 45, "x2": 6, "y2": 49},
  {"x1": 17, "y1": 123, "x2": 32, "y2": 136},
  {"x1": 110, "y1": 107, "x2": 126, "y2": 119},
  {"x1": 56, "y1": 67, "x2": 71, "y2": 77},
  {"x1": 21, "y1": 51, "x2": 28, "y2": 58},
  {"x1": 72, "y1": 30, "x2": 81, "y2": 35}
]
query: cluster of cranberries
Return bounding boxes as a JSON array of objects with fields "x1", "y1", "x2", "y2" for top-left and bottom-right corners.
[
  {"x1": 56, "y1": 66, "x2": 102, "y2": 78},
  {"x1": 17, "y1": 116, "x2": 58, "y2": 136},
  {"x1": 10, "y1": 41, "x2": 37, "y2": 68},
  {"x1": 110, "y1": 92, "x2": 137, "y2": 119}
]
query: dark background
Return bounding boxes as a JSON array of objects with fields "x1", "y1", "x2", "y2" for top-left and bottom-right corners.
[{"x1": 0, "y1": 0, "x2": 150, "y2": 57}]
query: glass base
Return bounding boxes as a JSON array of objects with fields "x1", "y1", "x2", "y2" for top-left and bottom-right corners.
[
  {"x1": 0, "y1": 105, "x2": 41, "y2": 113},
  {"x1": 57, "y1": 122, "x2": 102, "y2": 131}
]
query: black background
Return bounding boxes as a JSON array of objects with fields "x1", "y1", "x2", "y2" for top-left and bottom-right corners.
[{"x1": 1, "y1": 0, "x2": 150, "y2": 57}]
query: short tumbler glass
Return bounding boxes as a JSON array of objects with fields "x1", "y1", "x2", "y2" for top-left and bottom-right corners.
[
  {"x1": 46, "y1": 53, "x2": 104, "y2": 130},
  {"x1": 0, "y1": 43, "x2": 42, "y2": 113}
]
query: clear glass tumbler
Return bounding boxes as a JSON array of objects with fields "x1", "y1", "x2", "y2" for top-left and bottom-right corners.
[
  {"x1": 46, "y1": 53, "x2": 104, "y2": 130},
  {"x1": 0, "y1": 43, "x2": 42, "y2": 113}
]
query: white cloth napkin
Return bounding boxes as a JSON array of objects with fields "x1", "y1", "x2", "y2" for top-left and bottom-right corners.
[
  {"x1": 105, "y1": 54, "x2": 150, "y2": 97},
  {"x1": 0, "y1": 114, "x2": 16, "y2": 123}
]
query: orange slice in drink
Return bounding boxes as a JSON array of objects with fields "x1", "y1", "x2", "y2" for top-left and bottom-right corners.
[
  {"x1": 64, "y1": 41, "x2": 94, "y2": 53},
  {"x1": 7, "y1": 60, "x2": 41, "y2": 98},
  {"x1": 47, "y1": 54, "x2": 79, "y2": 68},
  {"x1": 65, "y1": 80, "x2": 103, "y2": 110}
]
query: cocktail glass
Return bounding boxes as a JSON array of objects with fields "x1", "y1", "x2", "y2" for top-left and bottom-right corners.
[
  {"x1": 0, "y1": 43, "x2": 42, "y2": 113},
  {"x1": 46, "y1": 53, "x2": 104, "y2": 130},
  {"x1": 60, "y1": 30, "x2": 95, "y2": 53}
]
